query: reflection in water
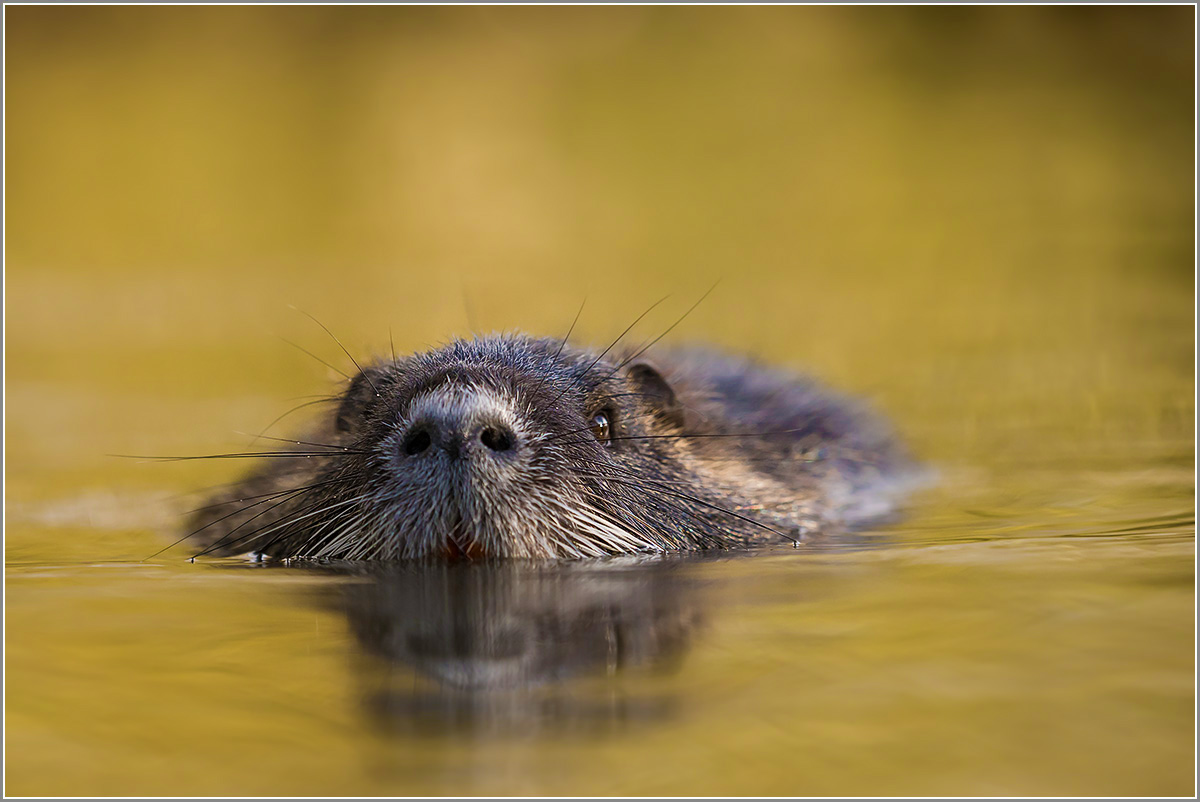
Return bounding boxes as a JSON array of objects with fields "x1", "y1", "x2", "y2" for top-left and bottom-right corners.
[{"x1": 310, "y1": 556, "x2": 709, "y2": 736}]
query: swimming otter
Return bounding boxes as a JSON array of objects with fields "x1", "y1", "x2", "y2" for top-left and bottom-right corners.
[{"x1": 188, "y1": 334, "x2": 913, "y2": 560}]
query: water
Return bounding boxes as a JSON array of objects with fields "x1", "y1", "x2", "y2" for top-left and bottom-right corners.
[{"x1": 5, "y1": 6, "x2": 1194, "y2": 796}]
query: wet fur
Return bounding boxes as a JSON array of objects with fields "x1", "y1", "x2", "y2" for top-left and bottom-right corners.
[{"x1": 188, "y1": 334, "x2": 913, "y2": 560}]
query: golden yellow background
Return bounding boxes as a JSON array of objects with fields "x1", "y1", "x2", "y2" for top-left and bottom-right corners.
[{"x1": 5, "y1": 6, "x2": 1194, "y2": 796}]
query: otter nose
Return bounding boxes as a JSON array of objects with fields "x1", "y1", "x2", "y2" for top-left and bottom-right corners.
[
  {"x1": 478, "y1": 425, "x2": 515, "y2": 453},
  {"x1": 400, "y1": 401, "x2": 518, "y2": 460}
]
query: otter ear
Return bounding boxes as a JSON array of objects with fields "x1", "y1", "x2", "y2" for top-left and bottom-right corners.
[
  {"x1": 336, "y1": 368, "x2": 387, "y2": 434},
  {"x1": 626, "y1": 362, "x2": 685, "y2": 428}
]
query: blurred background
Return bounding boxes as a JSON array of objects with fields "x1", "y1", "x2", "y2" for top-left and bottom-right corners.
[
  {"x1": 6, "y1": 6, "x2": 1193, "y2": 488},
  {"x1": 5, "y1": 5, "x2": 1194, "y2": 797}
]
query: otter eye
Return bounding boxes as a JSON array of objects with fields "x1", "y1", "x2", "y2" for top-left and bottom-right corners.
[{"x1": 590, "y1": 412, "x2": 612, "y2": 445}]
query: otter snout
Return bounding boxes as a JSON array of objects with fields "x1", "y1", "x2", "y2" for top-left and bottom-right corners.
[
  {"x1": 400, "y1": 387, "x2": 521, "y2": 461},
  {"x1": 391, "y1": 386, "x2": 529, "y2": 559}
]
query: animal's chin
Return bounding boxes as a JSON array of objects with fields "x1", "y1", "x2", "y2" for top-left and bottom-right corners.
[{"x1": 441, "y1": 510, "x2": 489, "y2": 561}]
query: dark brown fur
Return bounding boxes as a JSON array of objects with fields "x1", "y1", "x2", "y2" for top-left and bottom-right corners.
[{"x1": 188, "y1": 334, "x2": 914, "y2": 560}]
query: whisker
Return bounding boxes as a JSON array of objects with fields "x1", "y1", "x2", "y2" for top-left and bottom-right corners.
[
  {"x1": 572, "y1": 468, "x2": 799, "y2": 546},
  {"x1": 112, "y1": 450, "x2": 367, "y2": 462},
  {"x1": 251, "y1": 397, "x2": 339, "y2": 444},
  {"x1": 290, "y1": 306, "x2": 379, "y2": 397},
  {"x1": 616, "y1": 280, "x2": 720, "y2": 371},
  {"x1": 162, "y1": 461, "x2": 322, "y2": 505},
  {"x1": 528, "y1": 295, "x2": 590, "y2": 402},
  {"x1": 458, "y1": 274, "x2": 479, "y2": 333},
  {"x1": 303, "y1": 498, "x2": 376, "y2": 558},
  {"x1": 234, "y1": 432, "x2": 357, "y2": 451},
  {"x1": 148, "y1": 477, "x2": 347, "y2": 560},
  {"x1": 196, "y1": 492, "x2": 368, "y2": 559},
  {"x1": 280, "y1": 337, "x2": 351, "y2": 380},
  {"x1": 194, "y1": 483, "x2": 355, "y2": 557},
  {"x1": 571, "y1": 479, "x2": 712, "y2": 551},
  {"x1": 561, "y1": 453, "x2": 751, "y2": 494},
  {"x1": 554, "y1": 296, "x2": 587, "y2": 359},
  {"x1": 182, "y1": 477, "x2": 345, "y2": 515},
  {"x1": 554, "y1": 428, "x2": 815, "y2": 447},
  {"x1": 544, "y1": 294, "x2": 670, "y2": 410}
]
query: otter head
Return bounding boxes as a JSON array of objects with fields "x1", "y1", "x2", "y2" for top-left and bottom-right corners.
[{"x1": 262, "y1": 334, "x2": 723, "y2": 560}]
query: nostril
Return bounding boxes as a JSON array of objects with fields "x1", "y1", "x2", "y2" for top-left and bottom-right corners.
[
  {"x1": 402, "y1": 427, "x2": 433, "y2": 456},
  {"x1": 480, "y1": 426, "x2": 515, "y2": 453}
]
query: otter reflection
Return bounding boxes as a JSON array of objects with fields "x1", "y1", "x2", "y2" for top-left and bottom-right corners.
[{"x1": 317, "y1": 555, "x2": 708, "y2": 736}]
